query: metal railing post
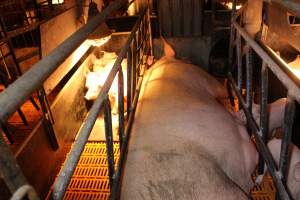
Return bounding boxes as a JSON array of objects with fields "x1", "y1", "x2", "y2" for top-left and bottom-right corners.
[
  {"x1": 118, "y1": 66, "x2": 125, "y2": 148},
  {"x1": 104, "y1": 96, "x2": 115, "y2": 189},
  {"x1": 258, "y1": 62, "x2": 269, "y2": 174}
]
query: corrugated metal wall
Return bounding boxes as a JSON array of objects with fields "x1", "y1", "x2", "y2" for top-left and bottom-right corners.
[{"x1": 157, "y1": 0, "x2": 205, "y2": 37}]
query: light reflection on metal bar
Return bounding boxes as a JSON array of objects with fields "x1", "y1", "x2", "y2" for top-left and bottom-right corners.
[
  {"x1": 236, "y1": 32, "x2": 242, "y2": 92},
  {"x1": 118, "y1": 66, "x2": 125, "y2": 148},
  {"x1": 104, "y1": 96, "x2": 115, "y2": 189},
  {"x1": 279, "y1": 95, "x2": 296, "y2": 184}
]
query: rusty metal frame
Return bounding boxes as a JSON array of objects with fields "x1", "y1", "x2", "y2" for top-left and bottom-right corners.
[
  {"x1": 228, "y1": 2, "x2": 300, "y2": 200},
  {"x1": 50, "y1": 6, "x2": 152, "y2": 200}
]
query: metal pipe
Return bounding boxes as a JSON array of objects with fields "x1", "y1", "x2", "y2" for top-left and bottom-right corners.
[
  {"x1": 0, "y1": 0, "x2": 129, "y2": 123},
  {"x1": 233, "y1": 21, "x2": 300, "y2": 103},
  {"x1": 236, "y1": 32, "x2": 242, "y2": 92},
  {"x1": 0, "y1": 134, "x2": 40, "y2": 199},
  {"x1": 266, "y1": 0, "x2": 300, "y2": 17},
  {"x1": 246, "y1": 45, "x2": 253, "y2": 112},
  {"x1": 118, "y1": 67, "x2": 125, "y2": 148},
  {"x1": 258, "y1": 62, "x2": 269, "y2": 174},
  {"x1": 104, "y1": 96, "x2": 115, "y2": 189},
  {"x1": 127, "y1": 47, "x2": 132, "y2": 119},
  {"x1": 279, "y1": 94, "x2": 296, "y2": 184}
]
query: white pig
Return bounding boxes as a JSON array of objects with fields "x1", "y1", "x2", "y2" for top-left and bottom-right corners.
[
  {"x1": 268, "y1": 139, "x2": 300, "y2": 200},
  {"x1": 120, "y1": 38, "x2": 258, "y2": 199},
  {"x1": 85, "y1": 56, "x2": 128, "y2": 114},
  {"x1": 233, "y1": 98, "x2": 286, "y2": 136}
]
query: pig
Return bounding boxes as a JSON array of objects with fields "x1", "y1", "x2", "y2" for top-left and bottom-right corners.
[
  {"x1": 232, "y1": 98, "x2": 286, "y2": 136},
  {"x1": 85, "y1": 53, "x2": 128, "y2": 114},
  {"x1": 120, "y1": 38, "x2": 258, "y2": 199},
  {"x1": 266, "y1": 139, "x2": 300, "y2": 200}
]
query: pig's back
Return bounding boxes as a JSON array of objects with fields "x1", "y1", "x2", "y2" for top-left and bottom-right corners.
[{"x1": 120, "y1": 58, "x2": 250, "y2": 199}]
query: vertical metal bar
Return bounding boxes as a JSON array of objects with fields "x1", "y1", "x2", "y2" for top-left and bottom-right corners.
[
  {"x1": 104, "y1": 96, "x2": 115, "y2": 189},
  {"x1": 118, "y1": 67, "x2": 125, "y2": 148},
  {"x1": 0, "y1": 17, "x2": 23, "y2": 77},
  {"x1": 147, "y1": 7, "x2": 153, "y2": 56},
  {"x1": 258, "y1": 62, "x2": 269, "y2": 174},
  {"x1": 137, "y1": 28, "x2": 141, "y2": 76},
  {"x1": 1, "y1": 123, "x2": 14, "y2": 144},
  {"x1": 37, "y1": 88, "x2": 59, "y2": 150},
  {"x1": 236, "y1": 32, "x2": 242, "y2": 92},
  {"x1": 211, "y1": 0, "x2": 216, "y2": 32},
  {"x1": 279, "y1": 94, "x2": 295, "y2": 183},
  {"x1": 132, "y1": 35, "x2": 137, "y2": 95},
  {"x1": 246, "y1": 45, "x2": 253, "y2": 113},
  {"x1": 127, "y1": 47, "x2": 132, "y2": 120}
]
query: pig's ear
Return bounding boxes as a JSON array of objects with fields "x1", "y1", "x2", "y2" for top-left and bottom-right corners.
[
  {"x1": 161, "y1": 36, "x2": 175, "y2": 57},
  {"x1": 294, "y1": 162, "x2": 300, "y2": 181}
]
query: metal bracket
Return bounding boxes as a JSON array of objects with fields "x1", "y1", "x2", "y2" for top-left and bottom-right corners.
[{"x1": 37, "y1": 87, "x2": 59, "y2": 150}]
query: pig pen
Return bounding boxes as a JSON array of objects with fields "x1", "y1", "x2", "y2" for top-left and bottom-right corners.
[{"x1": 0, "y1": 1, "x2": 300, "y2": 200}]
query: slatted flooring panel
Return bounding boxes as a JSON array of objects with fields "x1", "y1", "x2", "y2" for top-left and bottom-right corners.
[
  {"x1": 47, "y1": 142, "x2": 120, "y2": 200},
  {"x1": 50, "y1": 101, "x2": 275, "y2": 200},
  {"x1": 252, "y1": 176, "x2": 276, "y2": 200}
]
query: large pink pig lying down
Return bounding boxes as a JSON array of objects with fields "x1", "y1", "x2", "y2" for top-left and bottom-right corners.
[{"x1": 120, "y1": 39, "x2": 300, "y2": 199}]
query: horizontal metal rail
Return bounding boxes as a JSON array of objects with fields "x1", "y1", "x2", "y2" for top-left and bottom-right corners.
[
  {"x1": 228, "y1": 4, "x2": 300, "y2": 200},
  {"x1": 51, "y1": 6, "x2": 151, "y2": 200}
]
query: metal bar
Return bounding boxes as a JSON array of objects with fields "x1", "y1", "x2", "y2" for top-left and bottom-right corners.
[
  {"x1": 132, "y1": 35, "x2": 137, "y2": 95},
  {"x1": 236, "y1": 32, "x2": 242, "y2": 92},
  {"x1": 51, "y1": 7, "x2": 147, "y2": 200},
  {"x1": 228, "y1": 0, "x2": 236, "y2": 68},
  {"x1": 118, "y1": 67, "x2": 125, "y2": 148},
  {"x1": 246, "y1": 45, "x2": 253, "y2": 112},
  {"x1": 37, "y1": 88, "x2": 59, "y2": 149},
  {"x1": 258, "y1": 62, "x2": 269, "y2": 174},
  {"x1": 266, "y1": 0, "x2": 300, "y2": 17},
  {"x1": 147, "y1": 7, "x2": 153, "y2": 56},
  {"x1": 233, "y1": 21, "x2": 300, "y2": 103},
  {"x1": 1, "y1": 123, "x2": 14, "y2": 144},
  {"x1": 228, "y1": 73, "x2": 291, "y2": 200},
  {"x1": 137, "y1": 28, "x2": 141, "y2": 77},
  {"x1": 0, "y1": 0, "x2": 130, "y2": 122},
  {"x1": 104, "y1": 96, "x2": 115, "y2": 189},
  {"x1": 0, "y1": 133, "x2": 38, "y2": 197},
  {"x1": 279, "y1": 95, "x2": 295, "y2": 183},
  {"x1": 127, "y1": 47, "x2": 132, "y2": 119}
]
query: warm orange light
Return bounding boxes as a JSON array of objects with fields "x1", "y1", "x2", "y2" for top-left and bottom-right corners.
[
  {"x1": 52, "y1": 0, "x2": 64, "y2": 4},
  {"x1": 86, "y1": 35, "x2": 111, "y2": 47},
  {"x1": 287, "y1": 55, "x2": 300, "y2": 79},
  {"x1": 69, "y1": 40, "x2": 91, "y2": 69},
  {"x1": 222, "y1": 2, "x2": 242, "y2": 10}
]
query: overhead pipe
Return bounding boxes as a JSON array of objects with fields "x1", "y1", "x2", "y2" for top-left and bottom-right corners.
[{"x1": 265, "y1": 0, "x2": 300, "y2": 17}]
